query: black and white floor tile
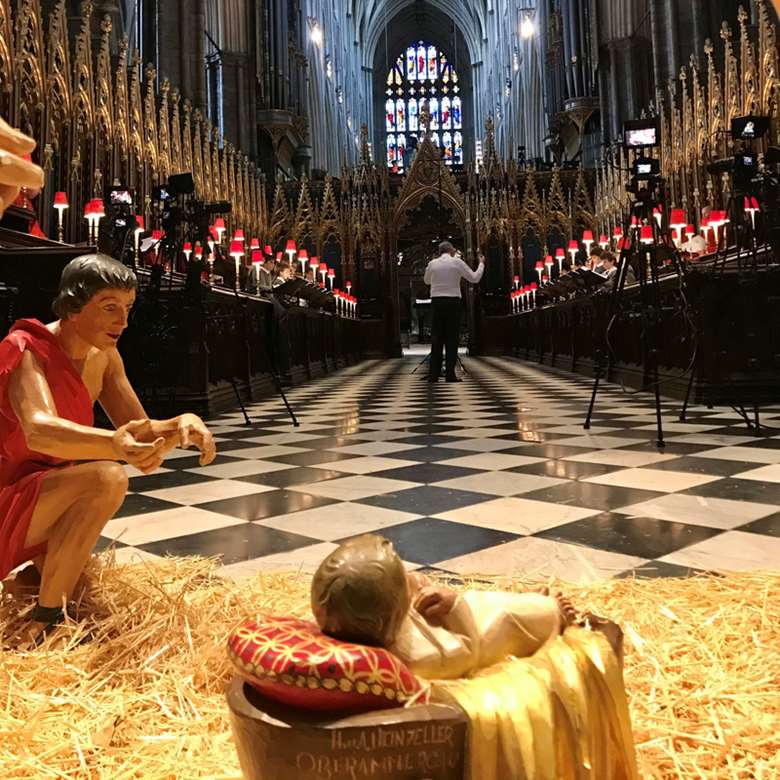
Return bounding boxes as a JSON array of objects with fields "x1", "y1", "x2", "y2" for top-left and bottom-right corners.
[{"x1": 100, "y1": 354, "x2": 780, "y2": 583}]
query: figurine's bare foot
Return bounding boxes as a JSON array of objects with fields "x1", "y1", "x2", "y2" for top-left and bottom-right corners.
[
  {"x1": 14, "y1": 611, "x2": 96, "y2": 651},
  {"x1": 15, "y1": 619, "x2": 55, "y2": 650},
  {"x1": 554, "y1": 591, "x2": 578, "y2": 629},
  {"x1": 536, "y1": 587, "x2": 577, "y2": 630}
]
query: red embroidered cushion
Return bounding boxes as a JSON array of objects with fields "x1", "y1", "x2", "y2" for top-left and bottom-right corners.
[{"x1": 227, "y1": 617, "x2": 427, "y2": 713}]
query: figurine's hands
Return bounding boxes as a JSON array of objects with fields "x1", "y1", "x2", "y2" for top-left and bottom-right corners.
[
  {"x1": 579, "y1": 612, "x2": 624, "y2": 665},
  {"x1": 414, "y1": 586, "x2": 458, "y2": 627},
  {"x1": 112, "y1": 420, "x2": 167, "y2": 474},
  {"x1": 406, "y1": 570, "x2": 432, "y2": 596},
  {"x1": 0, "y1": 117, "x2": 44, "y2": 216},
  {"x1": 176, "y1": 413, "x2": 217, "y2": 466}
]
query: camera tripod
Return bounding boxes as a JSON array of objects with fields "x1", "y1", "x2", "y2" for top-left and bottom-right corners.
[
  {"x1": 584, "y1": 182, "x2": 689, "y2": 448},
  {"x1": 411, "y1": 350, "x2": 469, "y2": 379},
  {"x1": 677, "y1": 189, "x2": 772, "y2": 435}
]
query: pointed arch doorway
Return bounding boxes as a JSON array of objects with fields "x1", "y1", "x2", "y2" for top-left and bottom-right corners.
[{"x1": 388, "y1": 132, "x2": 474, "y2": 356}]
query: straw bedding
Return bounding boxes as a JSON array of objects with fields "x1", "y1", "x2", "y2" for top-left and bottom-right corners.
[{"x1": 0, "y1": 555, "x2": 778, "y2": 779}]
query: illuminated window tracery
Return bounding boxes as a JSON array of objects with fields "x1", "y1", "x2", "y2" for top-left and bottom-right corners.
[{"x1": 386, "y1": 41, "x2": 463, "y2": 171}]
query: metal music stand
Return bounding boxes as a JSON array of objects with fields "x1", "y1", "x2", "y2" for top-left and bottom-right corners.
[{"x1": 411, "y1": 350, "x2": 469, "y2": 378}]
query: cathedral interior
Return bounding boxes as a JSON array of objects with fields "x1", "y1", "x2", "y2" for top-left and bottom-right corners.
[{"x1": 1, "y1": 1, "x2": 780, "y2": 778}]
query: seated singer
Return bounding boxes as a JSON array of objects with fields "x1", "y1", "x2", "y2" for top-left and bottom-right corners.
[
  {"x1": 423, "y1": 242, "x2": 484, "y2": 382},
  {"x1": 0, "y1": 252, "x2": 216, "y2": 647}
]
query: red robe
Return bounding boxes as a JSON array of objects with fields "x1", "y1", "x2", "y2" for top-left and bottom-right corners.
[{"x1": 0, "y1": 319, "x2": 94, "y2": 579}]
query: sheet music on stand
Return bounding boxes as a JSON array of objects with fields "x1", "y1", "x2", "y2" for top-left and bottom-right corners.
[
  {"x1": 273, "y1": 278, "x2": 334, "y2": 310},
  {"x1": 538, "y1": 280, "x2": 570, "y2": 299},
  {"x1": 575, "y1": 269, "x2": 608, "y2": 288}
]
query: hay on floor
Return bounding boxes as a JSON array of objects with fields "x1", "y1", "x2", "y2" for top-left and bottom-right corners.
[{"x1": 0, "y1": 555, "x2": 778, "y2": 779}]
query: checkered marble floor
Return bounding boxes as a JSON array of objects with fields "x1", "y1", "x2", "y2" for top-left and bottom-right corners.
[{"x1": 100, "y1": 356, "x2": 780, "y2": 583}]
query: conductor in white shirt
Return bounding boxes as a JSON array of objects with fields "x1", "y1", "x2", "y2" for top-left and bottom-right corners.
[{"x1": 423, "y1": 242, "x2": 485, "y2": 382}]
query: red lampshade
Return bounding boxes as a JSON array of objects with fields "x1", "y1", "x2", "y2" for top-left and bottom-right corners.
[
  {"x1": 251, "y1": 249, "x2": 264, "y2": 264},
  {"x1": 685, "y1": 224, "x2": 695, "y2": 237},
  {"x1": 535, "y1": 260, "x2": 544, "y2": 270},
  {"x1": 135, "y1": 215, "x2": 145, "y2": 231},
  {"x1": 582, "y1": 230, "x2": 594, "y2": 242},
  {"x1": 194, "y1": 243, "x2": 203, "y2": 257},
  {"x1": 630, "y1": 215, "x2": 639, "y2": 227},
  {"x1": 92, "y1": 199, "x2": 105, "y2": 218},
  {"x1": 285, "y1": 239, "x2": 297, "y2": 252},
  {"x1": 541, "y1": 274, "x2": 549, "y2": 283},
  {"x1": 567, "y1": 240, "x2": 579, "y2": 251},
  {"x1": 555, "y1": 247, "x2": 565, "y2": 258},
  {"x1": 151, "y1": 229, "x2": 162, "y2": 241},
  {"x1": 700, "y1": 217, "x2": 710, "y2": 230},
  {"x1": 346, "y1": 280, "x2": 352, "y2": 287},
  {"x1": 183, "y1": 241, "x2": 193, "y2": 252},
  {"x1": 214, "y1": 217, "x2": 226, "y2": 230},
  {"x1": 83, "y1": 201, "x2": 95, "y2": 218},
  {"x1": 640, "y1": 225, "x2": 654, "y2": 244},
  {"x1": 275, "y1": 252, "x2": 283, "y2": 260},
  {"x1": 328, "y1": 268, "x2": 335, "y2": 277},
  {"x1": 250, "y1": 237, "x2": 260, "y2": 250},
  {"x1": 670, "y1": 209, "x2": 687, "y2": 227},
  {"x1": 53, "y1": 191, "x2": 68, "y2": 207},
  {"x1": 298, "y1": 249, "x2": 309, "y2": 260},
  {"x1": 264, "y1": 245, "x2": 273, "y2": 256},
  {"x1": 530, "y1": 282, "x2": 538, "y2": 291},
  {"x1": 513, "y1": 275, "x2": 520, "y2": 282},
  {"x1": 233, "y1": 229, "x2": 245, "y2": 241},
  {"x1": 599, "y1": 233, "x2": 609, "y2": 244},
  {"x1": 613, "y1": 225, "x2": 623, "y2": 238},
  {"x1": 230, "y1": 240, "x2": 244, "y2": 256},
  {"x1": 545, "y1": 255, "x2": 554, "y2": 265}
]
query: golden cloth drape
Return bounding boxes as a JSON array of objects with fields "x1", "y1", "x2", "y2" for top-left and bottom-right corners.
[{"x1": 430, "y1": 627, "x2": 638, "y2": 780}]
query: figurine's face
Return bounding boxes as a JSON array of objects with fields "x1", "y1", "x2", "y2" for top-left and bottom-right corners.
[{"x1": 67, "y1": 287, "x2": 136, "y2": 350}]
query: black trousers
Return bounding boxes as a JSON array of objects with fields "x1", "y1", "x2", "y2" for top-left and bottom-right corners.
[{"x1": 430, "y1": 297, "x2": 461, "y2": 380}]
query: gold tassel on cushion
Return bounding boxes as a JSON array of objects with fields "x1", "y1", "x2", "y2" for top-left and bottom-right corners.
[{"x1": 430, "y1": 627, "x2": 638, "y2": 780}]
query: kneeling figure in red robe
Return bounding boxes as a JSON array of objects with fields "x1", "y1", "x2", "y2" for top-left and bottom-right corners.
[{"x1": 0, "y1": 253, "x2": 216, "y2": 646}]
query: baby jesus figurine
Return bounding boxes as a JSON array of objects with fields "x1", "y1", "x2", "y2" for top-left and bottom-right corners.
[{"x1": 311, "y1": 534, "x2": 578, "y2": 680}]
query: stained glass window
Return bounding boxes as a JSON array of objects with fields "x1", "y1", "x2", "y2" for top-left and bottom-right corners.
[
  {"x1": 385, "y1": 41, "x2": 464, "y2": 171},
  {"x1": 385, "y1": 99, "x2": 395, "y2": 132}
]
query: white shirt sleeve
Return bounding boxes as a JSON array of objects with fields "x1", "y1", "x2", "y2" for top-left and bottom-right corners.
[
  {"x1": 458, "y1": 258, "x2": 485, "y2": 284},
  {"x1": 424, "y1": 261, "x2": 433, "y2": 286}
]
